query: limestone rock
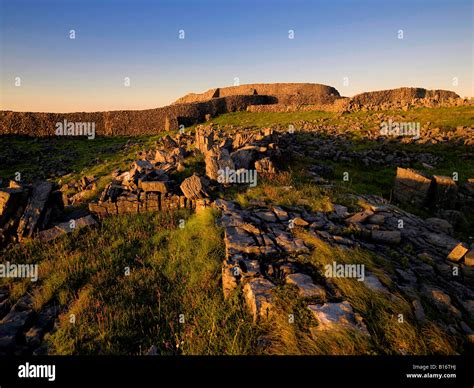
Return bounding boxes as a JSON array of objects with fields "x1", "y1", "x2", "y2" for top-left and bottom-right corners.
[
  {"x1": 464, "y1": 249, "x2": 474, "y2": 266},
  {"x1": 138, "y1": 180, "x2": 170, "y2": 193},
  {"x1": 205, "y1": 148, "x2": 235, "y2": 181},
  {"x1": 222, "y1": 264, "x2": 240, "y2": 300},
  {"x1": 17, "y1": 182, "x2": 53, "y2": 241},
  {"x1": 133, "y1": 159, "x2": 154, "y2": 173},
  {"x1": 255, "y1": 157, "x2": 276, "y2": 175},
  {"x1": 426, "y1": 217, "x2": 453, "y2": 235},
  {"x1": 308, "y1": 301, "x2": 367, "y2": 333},
  {"x1": 446, "y1": 243, "x2": 468, "y2": 263},
  {"x1": 345, "y1": 210, "x2": 374, "y2": 224},
  {"x1": 180, "y1": 174, "x2": 209, "y2": 200},
  {"x1": 420, "y1": 286, "x2": 461, "y2": 318},
  {"x1": 393, "y1": 167, "x2": 431, "y2": 206},
  {"x1": 292, "y1": 217, "x2": 309, "y2": 227},
  {"x1": 286, "y1": 273, "x2": 326, "y2": 298},
  {"x1": 243, "y1": 278, "x2": 275, "y2": 322},
  {"x1": 364, "y1": 273, "x2": 388, "y2": 293},
  {"x1": 38, "y1": 215, "x2": 97, "y2": 242},
  {"x1": 0, "y1": 295, "x2": 34, "y2": 352},
  {"x1": 366, "y1": 214, "x2": 385, "y2": 225},
  {"x1": 371, "y1": 230, "x2": 401, "y2": 245},
  {"x1": 0, "y1": 188, "x2": 23, "y2": 227}
]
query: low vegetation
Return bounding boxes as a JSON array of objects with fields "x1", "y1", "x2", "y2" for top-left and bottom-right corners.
[{"x1": 1, "y1": 106, "x2": 471, "y2": 355}]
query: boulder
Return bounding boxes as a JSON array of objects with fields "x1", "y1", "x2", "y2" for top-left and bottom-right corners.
[
  {"x1": 255, "y1": 210, "x2": 277, "y2": 223},
  {"x1": 292, "y1": 217, "x2": 309, "y2": 227},
  {"x1": 180, "y1": 174, "x2": 209, "y2": 200},
  {"x1": 195, "y1": 128, "x2": 214, "y2": 153},
  {"x1": 243, "y1": 278, "x2": 275, "y2": 322},
  {"x1": 205, "y1": 148, "x2": 235, "y2": 181},
  {"x1": 393, "y1": 167, "x2": 431, "y2": 206},
  {"x1": 17, "y1": 182, "x2": 53, "y2": 241},
  {"x1": 0, "y1": 295, "x2": 34, "y2": 352},
  {"x1": 232, "y1": 132, "x2": 255, "y2": 149},
  {"x1": 154, "y1": 149, "x2": 172, "y2": 164},
  {"x1": 161, "y1": 134, "x2": 178, "y2": 150},
  {"x1": 224, "y1": 226, "x2": 260, "y2": 255},
  {"x1": 99, "y1": 183, "x2": 123, "y2": 203},
  {"x1": 366, "y1": 214, "x2": 385, "y2": 225},
  {"x1": 364, "y1": 273, "x2": 388, "y2": 293},
  {"x1": 275, "y1": 232, "x2": 309, "y2": 254},
  {"x1": 412, "y1": 299, "x2": 426, "y2": 322},
  {"x1": 273, "y1": 206, "x2": 289, "y2": 221},
  {"x1": 24, "y1": 305, "x2": 59, "y2": 348}
]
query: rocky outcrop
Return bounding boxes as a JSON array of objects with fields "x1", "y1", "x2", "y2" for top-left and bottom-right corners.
[
  {"x1": 0, "y1": 181, "x2": 69, "y2": 245},
  {"x1": 216, "y1": 194, "x2": 474, "y2": 342}
]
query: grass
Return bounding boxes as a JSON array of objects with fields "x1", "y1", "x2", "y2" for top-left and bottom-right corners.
[
  {"x1": 1, "y1": 209, "x2": 262, "y2": 355},
  {"x1": 231, "y1": 171, "x2": 343, "y2": 212},
  {"x1": 1, "y1": 105, "x2": 471, "y2": 355},
  {"x1": 203, "y1": 105, "x2": 473, "y2": 131},
  {"x1": 0, "y1": 134, "x2": 167, "y2": 185},
  {"x1": 263, "y1": 230, "x2": 460, "y2": 355},
  {"x1": 202, "y1": 110, "x2": 336, "y2": 129}
]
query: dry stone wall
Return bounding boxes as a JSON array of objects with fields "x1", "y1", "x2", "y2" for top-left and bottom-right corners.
[
  {"x1": 0, "y1": 83, "x2": 467, "y2": 137},
  {"x1": 174, "y1": 83, "x2": 341, "y2": 105},
  {"x1": 0, "y1": 95, "x2": 275, "y2": 137}
]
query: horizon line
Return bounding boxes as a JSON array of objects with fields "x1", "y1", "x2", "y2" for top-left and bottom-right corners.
[{"x1": 1, "y1": 83, "x2": 470, "y2": 114}]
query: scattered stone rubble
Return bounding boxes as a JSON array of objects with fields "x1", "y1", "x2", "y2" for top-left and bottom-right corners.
[
  {"x1": 214, "y1": 194, "x2": 474, "y2": 340},
  {"x1": 0, "y1": 291, "x2": 61, "y2": 355},
  {"x1": 0, "y1": 180, "x2": 72, "y2": 246}
]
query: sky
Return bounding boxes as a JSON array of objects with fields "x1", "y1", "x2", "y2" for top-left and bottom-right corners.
[{"x1": 0, "y1": 0, "x2": 472, "y2": 112}]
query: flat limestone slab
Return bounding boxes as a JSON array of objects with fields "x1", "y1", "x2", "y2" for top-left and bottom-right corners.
[
  {"x1": 286, "y1": 273, "x2": 326, "y2": 298},
  {"x1": 38, "y1": 215, "x2": 97, "y2": 242}
]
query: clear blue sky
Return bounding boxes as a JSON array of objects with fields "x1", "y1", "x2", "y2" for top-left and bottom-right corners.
[{"x1": 0, "y1": 0, "x2": 472, "y2": 112}]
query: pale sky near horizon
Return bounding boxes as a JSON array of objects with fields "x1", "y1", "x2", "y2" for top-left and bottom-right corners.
[{"x1": 0, "y1": 0, "x2": 472, "y2": 113}]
